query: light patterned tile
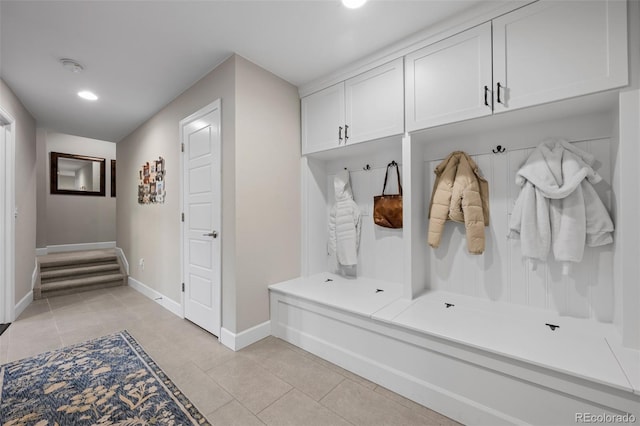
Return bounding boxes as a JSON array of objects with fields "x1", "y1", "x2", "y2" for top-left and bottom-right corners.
[
  {"x1": 373, "y1": 385, "x2": 461, "y2": 425},
  {"x1": 6, "y1": 334, "x2": 63, "y2": 363},
  {"x1": 208, "y1": 356, "x2": 292, "y2": 414},
  {"x1": 256, "y1": 346, "x2": 344, "y2": 401},
  {"x1": 258, "y1": 389, "x2": 352, "y2": 426},
  {"x1": 6, "y1": 316, "x2": 58, "y2": 338},
  {"x1": 15, "y1": 300, "x2": 51, "y2": 322},
  {"x1": 59, "y1": 325, "x2": 108, "y2": 346},
  {"x1": 46, "y1": 293, "x2": 88, "y2": 311},
  {"x1": 166, "y1": 361, "x2": 234, "y2": 415},
  {"x1": 207, "y1": 400, "x2": 265, "y2": 426},
  {"x1": 52, "y1": 308, "x2": 104, "y2": 333},
  {"x1": 294, "y1": 349, "x2": 377, "y2": 390},
  {"x1": 320, "y1": 379, "x2": 437, "y2": 426}
]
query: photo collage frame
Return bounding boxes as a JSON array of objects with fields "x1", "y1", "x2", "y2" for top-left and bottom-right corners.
[{"x1": 138, "y1": 156, "x2": 166, "y2": 204}]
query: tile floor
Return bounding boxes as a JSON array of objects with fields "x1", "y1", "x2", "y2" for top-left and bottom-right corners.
[{"x1": 0, "y1": 285, "x2": 460, "y2": 426}]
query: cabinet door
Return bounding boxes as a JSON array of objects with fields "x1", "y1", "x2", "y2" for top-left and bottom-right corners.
[
  {"x1": 301, "y1": 82, "x2": 345, "y2": 155},
  {"x1": 405, "y1": 22, "x2": 493, "y2": 132},
  {"x1": 345, "y1": 58, "x2": 404, "y2": 145},
  {"x1": 493, "y1": 0, "x2": 628, "y2": 113}
]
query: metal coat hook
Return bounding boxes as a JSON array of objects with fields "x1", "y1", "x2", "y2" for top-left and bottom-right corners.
[
  {"x1": 363, "y1": 164, "x2": 371, "y2": 171},
  {"x1": 492, "y1": 145, "x2": 506, "y2": 154}
]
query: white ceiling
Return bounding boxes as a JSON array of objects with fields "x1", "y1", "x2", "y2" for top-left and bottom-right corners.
[{"x1": 1, "y1": 0, "x2": 488, "y2": 142}]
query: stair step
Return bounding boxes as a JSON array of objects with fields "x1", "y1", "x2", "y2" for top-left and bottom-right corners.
[
  {"x1": 39, "y1": 255, "x2": 119, "y2": 270},
  {"x1": 40, "y1": 273, "x2": 126, "y2": 295},
  {"x1": 35, "y1": 249, "x2": 127, "y2": 300},
  {"x1": 41, "y1": 263, "x2": 121, "y2": 281}
]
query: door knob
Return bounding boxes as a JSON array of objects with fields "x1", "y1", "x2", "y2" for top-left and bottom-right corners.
[{"x1": 203, "y1": 231, "x2": 218, "y2": 238}]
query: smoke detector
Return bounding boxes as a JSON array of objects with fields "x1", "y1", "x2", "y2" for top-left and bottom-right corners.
[{"x1": 60, "y1": 58, "x2": 84, "y2": 73}]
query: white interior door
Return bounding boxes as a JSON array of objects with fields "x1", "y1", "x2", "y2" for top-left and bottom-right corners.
[{"x1": 181, "y1": 100, "x2": 221, "y2": 336}]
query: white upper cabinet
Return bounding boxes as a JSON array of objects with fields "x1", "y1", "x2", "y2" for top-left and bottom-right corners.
[
  {"x1": 345, "y1": 58, "x2": 405, "y2": 145},
  {"x1": 301, "y1": 82, "x2": 345, "y2": 155},
  {"x1": 492, "y1": 0, "x2": 628, "y2": 113},
  {"x1": 405, "y1": 22, "x2": 493, "y2": 132},
  {"x1": 405, "y1": 0, "x2": 628, "y2": 133},
  {"x1": 301, "y1": 58, "x2": 404, "y2": 155}
]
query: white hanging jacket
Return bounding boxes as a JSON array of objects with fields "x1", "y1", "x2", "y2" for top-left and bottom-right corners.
[
  {"x1": 328, "y1": 170, "x2": 361, "y2": 267},
  {"x1": 509, "y1": 139, "x2": 614, "y2": 273}
]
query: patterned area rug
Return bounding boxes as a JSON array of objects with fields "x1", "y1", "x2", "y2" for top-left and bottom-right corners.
[{"x1": 0, "y1": 330, "x2": 210, "y2": 425}]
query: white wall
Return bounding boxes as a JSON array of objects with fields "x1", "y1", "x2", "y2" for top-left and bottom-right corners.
[
  {"x1": 38, "y1": 131, "x2": 116, "y2": 247},
  {"x1": 0, "y1": 78, "x2": 37, "y2": 305},
  {"x1": 117, "y1": 54, "x2": 301, "y2": 335},
  {"x1": 117, "y1": 55, "x2": 237, "y2": 319},
  {"x1": 234, "y1": 56, "x2": 301, "y2": 332}
]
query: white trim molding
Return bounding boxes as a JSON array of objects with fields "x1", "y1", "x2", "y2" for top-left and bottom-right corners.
[
  {"x1": 31, "y1": 259, "x2": 37, "y2": 290},
  {"x1": 0, "y1": 106, "x2": 16, "y2": 323},
  {"x1": 115, "y1": 247, "x2": 129, "y2": 275},
  {"x1": 128, "y1": 277, "x2": 183, "y2": 319},
  {"x1": 43, "y1": 241, "x2": 116, "y2": 255},
  {"x1": 14, "y1": 291, "x2": 33, "y2": 319},
  {"x1": 220, "y1": 321, "x2": 271, "y2": 351}
]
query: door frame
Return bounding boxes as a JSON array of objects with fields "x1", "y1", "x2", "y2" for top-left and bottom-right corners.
[
  {"x1": 178, "y1": 99, "x2": 222, "y2": 336},
  {"x1": 0, "y1": 106, "x2": 16, "y2": 324}
]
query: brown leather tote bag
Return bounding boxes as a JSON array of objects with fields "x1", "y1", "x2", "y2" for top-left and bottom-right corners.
[{"x1": 373, "y1": 161, "x2": 403, "y2": 228}]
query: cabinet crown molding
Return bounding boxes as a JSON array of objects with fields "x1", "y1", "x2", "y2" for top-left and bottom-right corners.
[{"x1": 298, "y1": 0, "x2": 533, "y2": 98}]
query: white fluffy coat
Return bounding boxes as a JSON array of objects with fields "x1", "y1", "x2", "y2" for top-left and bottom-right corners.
[{"x1": 509, "y1": 139, "x2": 613, "y2": 272}]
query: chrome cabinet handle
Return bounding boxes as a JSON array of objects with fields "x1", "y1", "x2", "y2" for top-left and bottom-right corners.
[
  {"x1": 344, "y1": 124, "x2": 349, "y2": 142},
  {"x1": 203, "y1": 231, "x2": 218, "y2": 238},
  {"x1": 338, "y1": 126, "x2": 343, "y2": 143},
  {"x1": 484, "y1": 85, "x2": 490, "y2": 107}
]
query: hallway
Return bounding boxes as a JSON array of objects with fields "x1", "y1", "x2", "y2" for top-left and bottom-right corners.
[{"x1": 0, "y1": 286, "x2": 457, "y2": 425}]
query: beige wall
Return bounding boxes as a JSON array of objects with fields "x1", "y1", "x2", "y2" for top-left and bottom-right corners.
[
  {"x1": 117, "y1": 55, "x2": 237, "y2": 321},
  {"x1": 38, "y1": 131, "x2": 116, "y2": 246},
  {"x1": 0, "y1": 79, "x2": 37, "y2": 305},
  {"x1": 117, "y1": 54, "x2": 301, "y2": 335},
  {"x1": 234, "y1": 56, "x2": 301, "y2": 332}
]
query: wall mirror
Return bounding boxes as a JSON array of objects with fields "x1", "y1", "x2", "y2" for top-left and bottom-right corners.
[{"x1": 50, "y1": 151, "x2": 106, "y2": 196}]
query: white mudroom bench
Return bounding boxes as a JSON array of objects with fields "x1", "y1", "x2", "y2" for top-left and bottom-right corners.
[{"x1": 269, "y1": 273, "x2": 640, "y2": 425}]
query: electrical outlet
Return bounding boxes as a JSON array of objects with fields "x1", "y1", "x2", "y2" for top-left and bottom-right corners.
[{"x1": 139, "y1": 258, "x2": 144, "y2": 270}]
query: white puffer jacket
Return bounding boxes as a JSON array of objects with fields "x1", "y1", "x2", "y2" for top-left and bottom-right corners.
[{"x1": 328, "y1": 170, "x2": 361, "y2": 267}]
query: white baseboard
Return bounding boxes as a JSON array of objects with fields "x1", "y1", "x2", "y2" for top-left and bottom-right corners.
[
  {"x1": 128, "y1": 277, "x2": 183, "y2": 319},
  {"x1": 42, "y1": 241, "x2": 117, "y2": 254},
  {"x1": 31, "y1": 259, "x2": 37, "y2": 290},
  {"x1": 115, "y1": 247, "x2": 129, "y2": 275},
  {"x1": 14, "y1": 291, "x2": 33, "y2": 319},
  {"x1": 35, "y1": 248, "x2": 47, "y2": 256},
  {"x1": 220, "y1": 321, "x2": 271, "y2": 351}
]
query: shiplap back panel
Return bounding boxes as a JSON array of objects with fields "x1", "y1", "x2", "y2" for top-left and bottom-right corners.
[
  {"x1": 326, "y1": 164, "x2": 404, "y2": 284},
  {"x1": 424, "y1": 139, "x2": 614, "y2": 321}
]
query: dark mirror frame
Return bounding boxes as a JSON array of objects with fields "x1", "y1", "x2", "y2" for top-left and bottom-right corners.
[
  {"x1": 50, "y1": 151, "x2": 106, "y2": 196},
  {"x1": 111, "y1": 159, "x2": 116, "y2": 197}
]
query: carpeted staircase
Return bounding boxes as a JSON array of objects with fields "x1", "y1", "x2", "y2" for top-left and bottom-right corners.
[{"x1": 34, "y1": 249, "x2": 127, "y2": 299}]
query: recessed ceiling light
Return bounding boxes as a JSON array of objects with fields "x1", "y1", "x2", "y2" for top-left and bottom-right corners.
[
  {"x1": 60, "y1": 58, "x2": 84, "y2": 73},
  {"x1": 342, "y1": 0, "x2": 367, "y2": 9},
  {"x1": 78, "y1": 91, "x2": 98, "y2": 101}
]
